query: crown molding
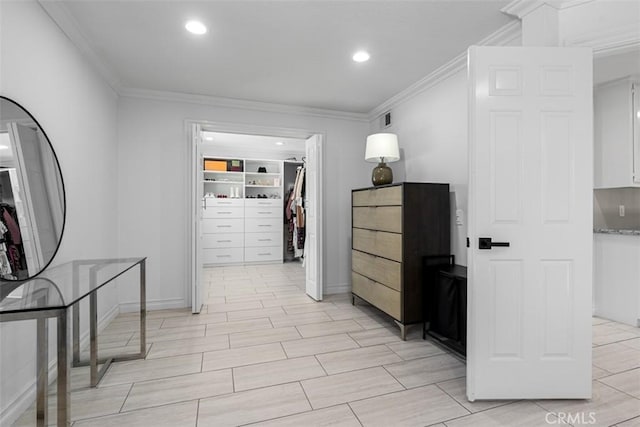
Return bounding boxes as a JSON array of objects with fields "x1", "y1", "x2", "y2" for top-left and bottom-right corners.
[
  {"x1": 563, "y1": 23, "x2": 640, "y2": 57},
  {"x1": 367, "y1": 20, "x2": 521, "y2": 121},
  {"x1": 38, "y1": 1, "x2": 122, "y2": 93},
  {"x1": 119, "y1": 87, "x2": 369, "y2": 122},
  {"x1": 501, "y1": 0, "x2": 594, "y2": 17}
]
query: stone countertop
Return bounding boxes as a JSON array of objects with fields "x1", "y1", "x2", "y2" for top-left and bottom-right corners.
[{"x1": 594, "y1": 228, "x2": 640, "y2": 236}]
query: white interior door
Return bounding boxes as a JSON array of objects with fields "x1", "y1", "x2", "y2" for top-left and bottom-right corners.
[
  {"x1": 467, "y1": 46, "x2": 593, "y2": 400},
  {"x1": 305, "y1": 134, "x2": 323, "y2": 301},
  {"x1": 191, "y1": 123, "x2": 204, "y2": 313}
]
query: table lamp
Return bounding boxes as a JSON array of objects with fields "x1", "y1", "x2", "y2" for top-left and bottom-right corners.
[{"x1": 365, "y1": 133, "x2": 400, "y2": 186}]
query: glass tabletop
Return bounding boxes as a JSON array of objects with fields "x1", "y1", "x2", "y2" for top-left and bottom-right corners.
[{"x1": 0, "y1": 258, "x2": 145, "y2": 314}]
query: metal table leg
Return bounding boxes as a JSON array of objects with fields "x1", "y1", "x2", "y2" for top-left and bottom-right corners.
[
  {"x1": 139, "y1": 259, "x2": 146, "y2": 357},
  {"x1": 57, "y1": 309, "x2": 71, "y2": 427},
  {"x1": 36, "y1": 318, "x2": 48, "y2": 427}
]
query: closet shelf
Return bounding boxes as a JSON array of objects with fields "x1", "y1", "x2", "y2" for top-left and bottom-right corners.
[
  {"x1": 203, "y1": 170, "x2": 244, "y2": 175},
  {"x1": 245, "y1": 184, "x2": 281, "y2": 188},
  {"x1": 203, "y1": 180, "x2": 243, "y2": 184},
  {"x1": 244, "y1": 172, "x2": 281, "y2": 176}
]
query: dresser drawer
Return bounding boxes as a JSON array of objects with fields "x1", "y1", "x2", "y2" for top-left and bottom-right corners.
[
  {"x1": 245, "y1": 199, "x2": 281, "y2": 207},
  {"x1": 203, "y1": 247, "x2": 244, "y2": 264},
  {"x1": 205, "y1": 198, "x2": 245, "y2": 208},
  {"x1": 245, "y1": 232, "x2": 281, "y2": 247},
  {"x1": 245, "y1": 246, "x2": 282, "y2": 262},
  {"x1": 352, "y1": 185, "x2": 402, "y2": 207},
  {"x1": 352, "y1": 228, "x2": 402, "y2": 262},
  {"x1": 203, "y1": 233, "x2": 244, "y2": 249},
  {"x1": 245, "y1": 206, "x2": 281, "y2": 218},
  {"x1": 203, "y1": 206, "x2": 244, "y2": 219},
  {"x1": 202, "y1": 218, "x2": 244, "y2": 234},
  {"x1": 245, "y1": 217, "x2": 283, "y2": 233},
  {"x1": 353, "y1": 206, "x2": 402, "y2": 233},
  {"x1": 352, "y1": 250, "x2": 401, "y2": 291},
  {"x1": 352, "y1": 272, "x2": 401, "y2": 320}
]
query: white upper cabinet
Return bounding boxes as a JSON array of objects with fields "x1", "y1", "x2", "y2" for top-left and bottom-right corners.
[{"x1": 594, "y1": 78, "x2": 640, "y2": 188}]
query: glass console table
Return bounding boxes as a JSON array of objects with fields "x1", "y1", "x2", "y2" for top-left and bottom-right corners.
[{"x1": 0, "y1": 258, "x2": 147, "y2": 426}]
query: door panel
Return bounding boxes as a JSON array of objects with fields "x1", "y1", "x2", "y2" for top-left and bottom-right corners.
[
  {"x1": 467, "y1": 46, "x2": 592, "y2": 399},
  {"x1": 305, "y1": 134, "x2": 323, "y2": 301}
]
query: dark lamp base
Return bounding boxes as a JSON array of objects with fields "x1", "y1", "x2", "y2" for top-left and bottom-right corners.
[{"x1": 372, "y1": 162, "x2": 393, "y2": 186}]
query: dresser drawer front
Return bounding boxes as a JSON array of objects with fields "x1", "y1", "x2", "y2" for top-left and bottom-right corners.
[
  {"x1": 245, "y1": 232, "x2": 281, "y2": 247},
  {"x1": 352, "y1": 272, "x2": 401, "y2": 320},
  {"x1": 352, "y1": 250, "x2": 401, "y2": 292},
  {"x1": 245, "y1": 206, "x2": 281, "y2": 218},
  {"x1": 203, "y1": 247, "x2": 244, "y2": 264},
  {"x1": 203, "y1": 233, "x2": 244, "y2": 249},
  {"x1": 352, "y1": 228, "x2": 402, "y2": 262},
  {"x1": 352, "y1": 186, "x2": 403, "y2": 207},
  {"x1": 203, "y1": 207, "x2": 244, "y2": 219},
  {"x1": 353, "y1": 206, "x2": 402, "y2": 233},
  {"x1": 205, "y1": 198, "x2": 245, "y2": 208},
  {"x1": 246, "y1": 217, "x2": 283, "y2": 233},
  {"x1": 245, "y1": 199, "x2": 281, "y2": 207},
  {"x1": 203, "y1": 218, "x2": 244, "y2": 233},
  {"x1": 245, "y1": 246, "x2": 282, "y2": 262}
]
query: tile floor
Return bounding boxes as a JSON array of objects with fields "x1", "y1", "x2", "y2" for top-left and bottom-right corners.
[{"x1": 13, "y1": 262, "x2": 640, "y2": 426}]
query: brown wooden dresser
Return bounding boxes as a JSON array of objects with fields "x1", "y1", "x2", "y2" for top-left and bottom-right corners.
[{"x1": 351, "y1": 182, "x2": 450, "y2": 339}]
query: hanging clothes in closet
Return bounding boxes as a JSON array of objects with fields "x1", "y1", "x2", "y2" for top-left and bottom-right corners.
[
  {"x1": 0, "y1": 203, "x2": 26, "y2": 280},
  {"x1": 287, "y1": 165, "x2": 306, "y2": 258}
]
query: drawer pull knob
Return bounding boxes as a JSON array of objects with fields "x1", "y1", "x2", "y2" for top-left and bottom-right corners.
[
  {"x1": 217, "y1": 240, "x2": 231, "y2": 243},
  {"x1": 258, "y1": 211, "x2": 270, "y2": 214},
  {"x1": 219, "y1": 212, "x2": 232, "y2": 214},
  {"x1": 217, "y1": 225, "x2": 231, "y2": 228},
  {"x1": 217, "y1": 255, "x2": 231, "y2": 258},
  {"x1": 258, "y1": 224, "x2": 271, "y2": 227},
  {"x1": 258, "y1": 253, "x2": 272, "y2": 256},
  {"x1": 258, "y1": 239, "x2": 271, "y2": 242}
]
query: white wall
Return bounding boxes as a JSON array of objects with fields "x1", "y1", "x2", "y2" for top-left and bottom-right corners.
[
  {"x1": 115, "y1": 96, "x2": 370, "y2": 307},
  {"x1": 369, "y1": 71, "x2": 470, "y2": 265},
  {"x1": 0, "y1": 2, "x2": 120, "y2": 424}
]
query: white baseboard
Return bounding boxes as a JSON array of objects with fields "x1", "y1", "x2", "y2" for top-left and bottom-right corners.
[
  {"x1": 325, "y1": 282, "x2": 351, "y2": 295},
  {"x1": 119, "y1": 298, "x2": 186, "y2": 313},
  {"x1": 0, "y1": 303, "x2": 120, "y2": 426}
]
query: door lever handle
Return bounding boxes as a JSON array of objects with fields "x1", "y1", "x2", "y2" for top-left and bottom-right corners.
[{"x1": 478, "y1": 237, "x2": 510, "y2": 250}]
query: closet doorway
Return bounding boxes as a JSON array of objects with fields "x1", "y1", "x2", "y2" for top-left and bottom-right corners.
[{"x1": 187, "y1": 122, "x2": 324, "y2": 313}]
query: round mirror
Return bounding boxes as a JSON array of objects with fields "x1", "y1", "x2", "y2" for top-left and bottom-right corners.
[{"x1": 0, "y1": 96, "x2": 65, "y2": 281}]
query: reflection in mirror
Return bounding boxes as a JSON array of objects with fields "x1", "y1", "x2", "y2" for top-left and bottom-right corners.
[{"x1": 0, "y1": 96, "x2": 65, "y2": 281}]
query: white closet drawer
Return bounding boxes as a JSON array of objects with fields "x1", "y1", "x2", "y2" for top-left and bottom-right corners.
[
  {"x1": 205, "y1": 198, "x2": 244, "y2": 208},
  {"x1": 245, "y1": 246, "x2": 282, "y2": 262},
  {"x1": 202, "y1": 218, "x2": 244, "y2": 233},
  {"x1": 245, "y1": 232, "x2": 281, "y2": 247},
  {"x1": 203, "y1": 247, "x2": 244, "y2": 264},
  {"x1": 203, "y1": 206, "x2": 244, "y2": 219},
  {"x1": 245, "y1": 217, "x2": 282, "y2": 233},
  {"x1": 203, "y1": 233, "x2": 244, "y2": 249},
  {"x1": 245, "y1": 199, "x2": 281, "y2": 207},
  {"x1": 245, "y1": 206, "x2": 281, "y2": 218}
]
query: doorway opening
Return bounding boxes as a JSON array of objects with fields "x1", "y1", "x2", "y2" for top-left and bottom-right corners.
[{"x1": 187, "y1": 122, "x2": 324, "y2": 313}]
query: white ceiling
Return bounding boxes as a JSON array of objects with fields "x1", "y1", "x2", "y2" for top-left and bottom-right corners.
[
  {"x1": 202, "y1": 131, "x2": 306, "y2": 154},
  {"x1": 50, "y1": 0, "x2": 513, "y2": 114}
]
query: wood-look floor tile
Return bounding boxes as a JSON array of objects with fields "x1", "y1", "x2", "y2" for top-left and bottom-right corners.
[
  {"x1": 233, "y1": 356, "x2": 326, "y2": 391},
  {"x1": 444, "y1": 401, "x2": 553, "y2": 427},
  {"x1": 282, "y1": 303, "x2": 337, "y2": 315},
  {"x1": 146, "y1": 335, "x2": 229, "y2": 359},
  {"x1": 99, "y1": 353, "x2": 202, "y2": 387},
  {"x1": 599, "y1": 368, "x2": 640, "y2": 399},
  {"x1": 122, "y1": 370, "x2": 233, "y2": 411},
  {"x1": 207, "y1": 301, "x2": 263, "y2": 313},
  {"x1": 296, "y1": 320, "x2": 364, "y2": 338},
  {"x1": 622, "y1": 338, "x2": 640, "y2": 351},
  {"x1": 349, "y1": 384, "x2": 469, "y2": 427},
  {"x1": 160, "y1": 312, "x2": 227, "y2": 328},
  {"x1": 226, "y1": 306, "x2": 286, "y2": 321},
  {"x1": 229, "y1": 326, "x2": 301, "y2": 348},
  {"x1": 384, "y1": 354, "x2": 465, "y2": 389},
  {"x1": 593, "y1": 342, "x2": 640, "y2": 373},
  {"x1": 281, "y1": 334, "x2": 359, "y2": 358},
  {"x1": 101, "y1": 319, "x2": 163, "y2": 335},
  {"x1": 593, "y1": 365, "x2": 613, "y2": 380},
  {"x1": 202, "y1": 342, "x2": 286, "y2": 371},
  {"x1": 269, "y1": 311, "x2": 332, "y2": 328},
  {"x1": 301, "y1": 366, "x2": 403, "y2": 409},
  {"x1": 73, "y1": 400, "x2": 198, "y2": 427},
  {"x1": 316, "y1": 345, "x2": 402, "y2": 375},
  {"x1": 205, "y1": 317, "x2": 273, "y2": 336},
  {"x1": 262, "y1": 295, "x2": 317, "y2": 308},
  {"x1": 593, "y1": 324, "x2": 640, "y2": 346},
  {"x1": 537, "y1": 381, "x2": 640, "y2": 427},
  {"x1": 197, "y1": 382, "x2": 310, "y2": 427},
  {"x1": 617, "y1": 416, "x2": 640, "y2": 426},
  {"x1": 348, "y1": 327, "x2": 402, "y2": 346},
  {"x1": 386, "y1": 339, "x2": 445, "y2": 360},
  {"x1": 436, "y1": 377, "x2": 513, "y2": 413},
  {"x1": 129, "y1": 325, "x2": 206, "y2": 344},
  {"x1": 225, "y1": 293, "x2": 276, "y2": 303},
  {"x1": 246, "y1": 405, "x2": 360, "y2": 427}
]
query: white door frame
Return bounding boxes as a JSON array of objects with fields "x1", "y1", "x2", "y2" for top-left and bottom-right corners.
[{"x1": 185, "y1": 119, "x2": 325, "y2": 311}]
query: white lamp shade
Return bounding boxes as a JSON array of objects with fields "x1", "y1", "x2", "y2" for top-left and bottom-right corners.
[{"x1": 365, "y1": 133, "x2": 400, "y2": 163}]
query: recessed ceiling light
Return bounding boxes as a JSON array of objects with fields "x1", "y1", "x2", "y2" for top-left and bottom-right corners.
[
  {"x1": 352, "y1": 51, "x2": 370, "y2": 63},
  {"x1": 185, "y1": 20, "x2": 207, "y2": 35},
  {"x1": 205, "y1": 136, "x2": 214, "y2": 141},
  {"x1": 0, "y1": 145, "x2": 9, "y2": 150},
  {"x1": 275, "y1": 141, "x2": 284, "y2": 146}
]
